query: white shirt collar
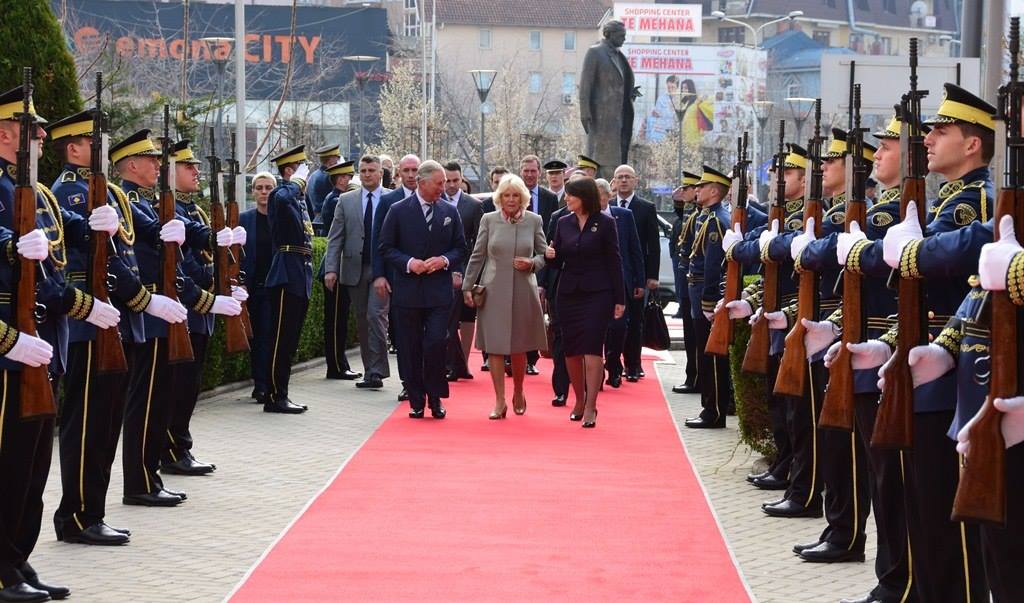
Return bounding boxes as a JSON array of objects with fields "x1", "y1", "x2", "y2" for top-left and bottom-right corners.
[
  {"x1": 363, "y1": 185, "x2": 384, "y2": 199},
  {"x1": 403, "y1": 186, "x2": 416, "y2": 198},
  {"x1": 618, "y1": 192, "x2": 635, "y2": 205},
  {"x1": 446, "y1": 190, "x2": 461, "y2": 205}
]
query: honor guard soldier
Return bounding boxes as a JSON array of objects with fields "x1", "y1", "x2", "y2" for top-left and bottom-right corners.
[
  {"x1": 682, "y1": 166, "x2": 731, "y2": 429},
  {"x1": 543, "y1": 159, "x2": 567, "y2": 205},
  {"x1": 838, "y1": 82, "x2": 994, "y2": 602},
  {"x1": 111, "y1": 129, "x2": 237, "y2": 509},
  {"x1": 576, "y1": 154, "x2": 599, "y2": 178},
  {"x1": 670, "y1": 170, "x2": 700, "y2": 394},
  {"x1": 162, "y1": 140, "x2": 241, "y2": 476},
  {"x1": 306, "y1": 143, "x2": 342, "y2": 219},
  {"x1": 264, "y1": 145, "x2": 315, "y2": 413},
  {"x1": 317, "y1": 160, "x2": 360, "y2": 381},
  {"x1": 0, "y1": 82, "x2": 98, "y2": 602},
  {"x1": 721, "y1": 144, "x2": 807, "y2": 493}
]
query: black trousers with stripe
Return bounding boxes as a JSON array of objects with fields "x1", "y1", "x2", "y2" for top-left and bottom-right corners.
[
  {"x1": 765, "y1": 355, "x2": 792, "y2": 479},
  {"x1": 781, "y1": 360, "x2": 823, "y2": 509},
  {"x1": 268, "y1": 288, "x2": 309, "y2": 401},
  {"x1": 0, "y1": 371, "x2": 54, "y2": 588},
  {"x1": 981, "y1": 442, "x2": 1024, "y2": 602},
  {"x1": 55, "y1": 340, "x2": 130, "y2": 535},
  {"x1": 694, "y1": 313, "x2": 731, "y2": 422},
  {"x1": 904, "y1": 410, "x2": 986, "y2": 602},
  {"x1": 323, "y1": 283, "x2": 353, "y2": 378},
  {"x1": 122, "y1": 338, "x2": 173, "y2": 496},
  {"x1": 164, "y1": 332, "x2": 209, "y2": 464}
]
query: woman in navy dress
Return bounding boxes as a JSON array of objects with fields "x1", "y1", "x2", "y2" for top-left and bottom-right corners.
[{"x1": 544, "y1": 178, "x2": 625, "y2": 428}]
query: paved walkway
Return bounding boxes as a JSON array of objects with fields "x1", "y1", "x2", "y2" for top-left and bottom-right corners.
[{"x1": 30, "y1": 351, "x2": 876, "y2": 602}]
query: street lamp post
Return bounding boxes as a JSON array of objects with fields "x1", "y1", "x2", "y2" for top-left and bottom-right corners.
[
  {"x1": 470, "y1": 69, "x2": 497, "y2": 190},
  {"x1": 752, "y1": 100, "x2": 774, "y2": 194},
  {"x1": 343, "y1": 55, "x2": 379, "y2": 158},
  {"x1": 200, "y1": 37, "x2": 234, "y2": 155},
  {"x1": 785, "y1": 97, "x2": 817, "y2": 144},
  {"x1": 669, "y1": 91, "x2": 696, "y2": 184}
]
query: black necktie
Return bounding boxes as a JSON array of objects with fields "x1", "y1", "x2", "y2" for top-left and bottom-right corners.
[
  {"x1": 362, "y1": 191, "x2": 373, "y2": 260},
  {"x1": 619, "y1": 198, "x2": 627, "y2": 208}
]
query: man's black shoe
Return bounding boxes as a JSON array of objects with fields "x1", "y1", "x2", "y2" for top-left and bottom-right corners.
[
  {"x1": 429, "y1": 399, "x2": 446, "y2": 419},
  {"x1": 60, "y1": 522, "x2": 129, "y2": 545},
  {"x1": 104, "y1": 523, "x2": 130, "y2": 536},
  {"x1": 263, "y1": 398, "x2": 307, "y2": 414},
  {"x1": 327, "y1": 369, "x2": 362, "y2": 380},
  {"x1": 752, "y1": 474, "x2": 789, "y2": 490},
  {"x1": 760, "y1": 498, "x2": 786, "y2": 509},
  {"x1": 250, "y1": 388, "x2": 266, "y2": 400},
  {"x1": 398, "y1": 388, "x2": 409, "y2": 402},
  {"x1": 526, "y1": 364, "x2": 540, "y2": 375},
  {"x1": 672, "y1": 384, "x2": 699, "y2": 394},
  {"x1": 161, "y1": 455, "x2": 215, "y2": 476},
  {"x1": 746, "y1": 470, "x2": 769, "y2": 483},
  {"x1": 606, "y1": 374, "x2": 622, "y2": 388},
  {"x1": 0, "y1": 583, "x2": 50, "y2": 602},
  {"x1": 355, "y1": 376, "x2": 384, "y2": 389},
  {"x1": 481, "y1": 361, "x2": 490, "y2": 372},
  {"x1": 23, "y1": 576, "x2": 68, "y2": 601},
  {"x1": 123, "y1": 490, "x2": 183, "y2": 507},
  {"x1": 162, "y1": 488, "x2": 187, "y2": 501},
  {"x1": 638, "y1": 369, "x2": 646, "y2": 378},
  {"x1": 792, "y1": 540, "x2": 822, "y2": 555},
  {"x1": 625, "y1": 372, "x2": 640, "y2": 383},
  {"x1": 457, "y1": 371, "x2": 473, "y2": 380},
  {"x1": 762, "y1": 500, "x2": 822, "y2": 518},
  {"x1": 445, "y1": 370, "x2": 460, "y2": 382},
  {"x1": 254, "y1": 391, "x2": 270, "y2": 404},
  {"x1": 684, "y1": 417, "x2": 725, "y2": 429},
  {"x1": 799, "y1": 541, "x2": 866, "y2": 563},
  {"x1": 408, "y1": 408, "x2": 425, "y2": 419},
  {"x1": 551, "y1": 394, "x2": 567, "y2": 407}
]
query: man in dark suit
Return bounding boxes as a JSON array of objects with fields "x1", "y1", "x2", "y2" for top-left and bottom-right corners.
[
  {"x1": 595, "y1": 178, "x2": 644, "y2": 387},
  {"x1": 520, "y1": 155, "x2": 557, "y2": 375},
  {"x1": 544, "y1": 160, "x2": 567, "y2": 206},
  {"x1": 442, "y1": 162, "x2": 483, "y2": 380},
  {"x1": 374, "y1": 154, "x2": 421, "y2": 401},
  {"x1": 611, "y1": 164, "x2": 660, "y2": 381},
  {"x1": 379, "y1": 160, "x2": 466, "y2": 418},
  {"x1": 478, "y1": 166, "x2": 510, "y2": 214}
]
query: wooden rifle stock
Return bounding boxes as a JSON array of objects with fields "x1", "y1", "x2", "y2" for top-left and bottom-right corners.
[
  {"x1": 227, "y1": 198, "x2": 252, "y2": 339},
  {"x1": 208, "y1": 148, "x2": 249, "y2": 355},
  {"x1": 743, "y1": 259, "x2": 776, "y2": 375},
  {"x1": 706, "y1": 205, "x2": 746, "y2": 356},
  {"x1": 872, "y1": 177, "x2": 926, "y2": 449},
  {"x1": 88, "y1": 171, "x2": 128, "y2": 374},
  {"x1": 159, "y1": 194, "x2": 194, "y2": 364}
]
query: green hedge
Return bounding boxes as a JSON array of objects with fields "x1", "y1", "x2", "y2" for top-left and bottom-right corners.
[
  {"x1": 728, "y1": 275, "x2": 775, "y2": 458},
  {"x1": 200, "y1": 237, "x2": 357, "y2": 390}
]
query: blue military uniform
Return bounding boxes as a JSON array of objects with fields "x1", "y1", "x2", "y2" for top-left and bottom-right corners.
[
  {"x1": 315, "y1": 162, "x2": 357, "y2": 380},
  {"x1": 306, "y1": 143, "x2": 342, "y2": 219},
  {"x1": 670, "y1": 180, "x2": 700, "y2": 391}
]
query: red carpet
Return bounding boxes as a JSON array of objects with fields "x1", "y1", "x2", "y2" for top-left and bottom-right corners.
[{"x1": 231, "y1": 353, "x2": 749, "y2": 602}]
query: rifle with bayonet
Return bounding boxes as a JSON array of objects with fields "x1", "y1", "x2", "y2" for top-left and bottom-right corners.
[
  {"x1": 158, "y1": 105, "x2": 194, "y2": 363},
  {"x1": 951, "y1": 18, "x2": 1022, "y2": 524},
  {"x1": 14, "y1": 68, "x2": 56, "y2": 418},
  {"x1": 775, "y1": 99, "x2": 824, "y2": 397},
  {"x1": 820, "y1": 84, "x2": 869, "y2": 430},
  {"x1": 744, "y1": 121, "x2": 787, "y2": 375},
  {"x1": 207, "y1": 128, "x2": 249, "y2": 354},
  {"x1": 706, "y1": 132, "x2": 749, "y2": 356},
  {"x1": 88, "y1": 71, "x2": 128, "y2": 374},
  {"x1": 225, "y1": 133, "x2": 252, "y2": 339},
  {"x1": 873, "y1": 39, "x2": 928, "y2": 449}
]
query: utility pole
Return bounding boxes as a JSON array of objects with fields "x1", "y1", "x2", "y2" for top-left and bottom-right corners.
[
  {"x1": 234, "y1": 0, "x2": 246, "y2": 207},
  {"x1": 982, "y1": 0, "x2": 1008, "y2": 104}
]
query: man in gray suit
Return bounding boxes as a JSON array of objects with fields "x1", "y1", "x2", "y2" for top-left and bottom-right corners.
[
  {"x1": 579, "y1": 19, "x2": 638, "y2": 179},
  {"x1": 324, "y1": 155, "x2": 392, "y2": 389},
  {"x1": 442, "y1": 162, "x2": 484, "y2": 380}
]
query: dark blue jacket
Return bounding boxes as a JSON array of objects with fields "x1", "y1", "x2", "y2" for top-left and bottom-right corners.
[
  {"x1": 609, "y1": 207, "x2": 644, "y2": 296},
  {"x1": 371, "y1": 186, "x2": 407, "y2": 281},
  {"x1": 239, "y1": 208, "x2": 267, "y2": 290},
  {"x1": 378, "y1": 195, "x2": 466, "y2": 308},
  {"x1": 306, "y1": 166, "x2": 332, "y2": 218},
  {"x1": 176, "y1": 195, "x2": 215, "y2": 336},
  {"x1": 548, "y1": 211, "x2": 625, "y2": 306},
  {"x1": 266, "y1": 180, "x2": 314, "y2": 299},
  {"x1": 686, "y1": 201, "x2": 729, "y2": 318}
]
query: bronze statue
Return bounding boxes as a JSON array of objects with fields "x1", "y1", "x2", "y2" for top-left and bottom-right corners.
[{"x1": 579, "y1": 20, "x2": 639, "y2": 179}]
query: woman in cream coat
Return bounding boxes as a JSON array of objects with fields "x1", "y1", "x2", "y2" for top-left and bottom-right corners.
[{"x1": 463, "y1": 174, "x2": 548, "y2": 419}]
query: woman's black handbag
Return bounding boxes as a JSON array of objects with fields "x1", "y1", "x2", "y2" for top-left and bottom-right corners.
[{"x1": 642, "y1": 299, "x2": 671, "y2": 351}]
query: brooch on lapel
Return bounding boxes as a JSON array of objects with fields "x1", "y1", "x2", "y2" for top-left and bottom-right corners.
[
  {"x1": 590, "y1": 225, "x2": 598, "y2": 232},
  {"x1": 443, "y1": 216, "x2": 452, "y2": 226}
]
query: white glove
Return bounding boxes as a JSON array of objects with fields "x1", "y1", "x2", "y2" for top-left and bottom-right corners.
[
  {"x1": 765, "y1": 311, "x2": 787, "y2": 330},
  {"x1": 836, "y1": 221, "x2": 867, "y2": 266},
  {"x1": 722, "y1": 223, "x2": 743, "y2": 254},
  {"x1": 845, "y1": 340, "x2": 891, "y2": 370},
  {"x1": 957, "y1": 396, "x2": 1024, "y2": 454},
  {"x1": 16, "y1": 229, "x2": 48, "y2": 261},
  {"x1": 293, "y1": 163, "x2": 310, "y2": 183},
  {"x1": 231, "y1": 226, "x2": 247, "y2": 247},
  {"x1": 979, "y1": 215, "x2": 1022, "y2": 291},
  {"x1": 883, "y1": 201, "x2": 923, "y2": 269},
  {"x1": 4, "y1": 332, "x2": 52, "y2": 368},
  {"x1": 85, "y1": 299, "x2": 120, "y2": 329},
  {"x1": 159, "y1": 219, "x2": 186, "y2": 245},
  {"x1": 907, "y1": 343, "x2": 955, "y2": 388},
  {"x1": 758, "y1": 219, "x2": 779, "y2": 254},
  {"x1": 702, "y1": 310, "x2": 714, "y2": 321},
  {"x1": 88, "y1": 204, "x2": 120, "y2": 235},
  {"x1": 714, "y1": 297, "x2": 724, "y2": 313},
  {"x1": 230, "y1": 285, "x2": 249, "y2": 302},
  {"x1": 790, "y1": 217, "x2": 816, "y2": 261},
  {"x1": 215, "y1": 227, "x2": 233, "y2": 247},
  {"x1": 144, "y1": 294, "x2": 187, "y2": 324},
  {"x1": 210, "y1": 295, "x2": 242, "y2": 316},
  {"x1": 726, "y1": 299, "x2": 753, "y2": 319},
  {"x1": 823, "y1": 340, "x2": 843, "y2": 368},
  {"x1": 802, "y1": 318, "x2": 839, "y2": 359},
  {"x1": 748, "y1": 306, "x2": 763, "y2": 326}
]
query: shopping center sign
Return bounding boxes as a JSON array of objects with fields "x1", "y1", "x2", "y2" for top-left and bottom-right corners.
[{"x1": 613, "y1": 4, "x2": 702, "y2": 38}]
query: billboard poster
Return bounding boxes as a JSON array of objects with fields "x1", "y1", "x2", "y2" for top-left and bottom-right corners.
[
  {"x1": 613, "y1": 4, "x2": 703, "y2": 38},
  {"x1": 624, "y1": 44, "x2": 766, "y2": 147}
]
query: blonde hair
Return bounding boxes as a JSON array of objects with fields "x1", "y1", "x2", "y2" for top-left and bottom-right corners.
[
  {"x1": 494, "y1": 174, "x2": 531, "y2": 211},
  {"x1": 252, "y1": 171, "x2": 276, "y2": 189}
]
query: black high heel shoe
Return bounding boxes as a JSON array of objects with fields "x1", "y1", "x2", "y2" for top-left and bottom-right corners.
[
  {"x1": 569, "y1": 405, "x2": 584, "y2": 421},
  {"x1": 582, "y1": 409, "x2": 598, "y2": 428}
]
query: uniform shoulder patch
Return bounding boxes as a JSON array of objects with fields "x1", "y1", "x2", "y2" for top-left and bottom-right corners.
[
  {"x1": 127, "y1": 190, "x2": 140, "y2": 203},
  {"x1": 61, "y1": 171, "x2": 76, "y2": 183},
  {"x1": 954, "y1": 202, "x2": 978, "y2": 226},
  {"x1": 67, "y1": 192, "x2": 85, "y2": 206},
  {"x1": 829, "y1": 210, "x2": 845, "y2": 225},
  {"x1": 709, "y1": 230, "x2": 720, "y2": 242},
  {"x1": 870, "y1": 212, "x2": 894, "y2": 227},
  {"x1": 785, "y1": 199, "x2": 803, "y2": 213},
  {"x1": 786, "y1": 217, "x2": 803, "y2": 231}
]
